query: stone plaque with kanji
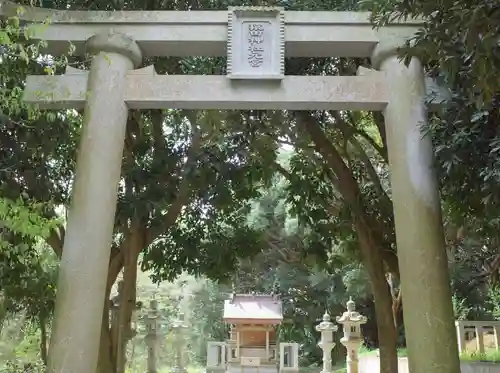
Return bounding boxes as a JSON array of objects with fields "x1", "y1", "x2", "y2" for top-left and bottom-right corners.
[{"x1": 227, "y1": 7, "x2": 285, "y2": 80}]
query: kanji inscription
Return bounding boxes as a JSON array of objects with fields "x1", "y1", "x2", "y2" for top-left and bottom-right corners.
[
  {"x1": 227, "y1": 7, "x2": 285, "y2": 80},
  {"x1": 247, "y1": 23, "x2": 265, "y2": 68}
]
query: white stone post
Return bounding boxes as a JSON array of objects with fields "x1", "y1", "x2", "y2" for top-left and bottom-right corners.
[
  {"x1": 265, "y1": 330, "x2": 270, "y2": 360},
  {"x1": 171, "y1": 312, "x2": 188, "y2": 373},
  {"x1": 336, "y1": 298, "x2": 367, "y2": 373},
  {"x1": 455, "y1": 321, "x2": 466, "y2": 354},
  {"x1": 47, "y1": 33, "x2": 142, "y2": 373},
  {"x1": 207, "y1": 342, "x2": 226, "y2": 369},
  {"x1": 494, "y1": 326, "x2": 500, "y2": 351},
  {"x1": 279, "y1": 343, "x2": 299, "y2": 371},
  {"x1": 236, "y1": 331, "x2": 240, "y2": 358},
  {"x1": 315, "y1": 311, "x2": 338, "y2": 373},
  {"x1": 145, "y1": 299, "x2": 160, "y2": 373},
  {"x1": 372, "y1": 40, "x2": 461, "y2": 373}
]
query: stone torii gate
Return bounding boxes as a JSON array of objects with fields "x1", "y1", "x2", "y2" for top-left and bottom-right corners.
[{"x1": 2, "y1": 2, "x2": 458, "y2": 373}]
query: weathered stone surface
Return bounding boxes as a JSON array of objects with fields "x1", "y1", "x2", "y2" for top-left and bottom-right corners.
[
  {"x1": 25, "y1": 73, "x2": 390, "y2": 110},
  {"x1": 316, "y1": 311, "x2": 337, "y2": 373},
  {"x1": 0, "y1": 0, "x2": 422, "y2": 57},
  {"x1": 337, "y1": 299, "x2": 367, "y2": 373},
  {"x1": 46, "y1": 32, "x2": 141, "y2": 373},
  {"x1": 380, "y1": 55, "x2": 460, "y2": 373},
  {"x1": 227, "y1": 7, "x2": 284, "y2": 79},
  {"x1": 24, "y1": 70, "x2": 450, "y2": 111}
]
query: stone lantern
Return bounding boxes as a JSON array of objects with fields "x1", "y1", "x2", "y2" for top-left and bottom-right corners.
[
  {"x1": 145, "y1": 299, "x2": 160, "y2": 373},
  {"x1": 171, "y1": 312, "x2": 189, "y2": 373},
  {"x1": 316, "y1": 311, "x2": 338, "y2": 373},
  {"x1": 336, "y1": 298, "x2": 367, "y2": 373}
]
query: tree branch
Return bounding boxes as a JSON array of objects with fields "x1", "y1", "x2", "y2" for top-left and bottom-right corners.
[
  {"x1": 296, "y1": 112, "x2": 399, "y2": 277},
  {"x1": 272, "y1": 161, "x2": 293, "y2": 181},
  {"x1": 295, "y1": 112, "x2": 362, "y2": 209},
  {"x1": 46, "y1": 226, "x2": 64, "y2": 258},
  {"x1": 372, "y1": 112, "x2": 389, "y2": 163},
  {"x1": 145, "y1": 113, "x2": 203, "y2": 248},
  {"x1": 349, "y1": 134, "x2": 393, "y2": 209},
  {"x1": 107, "y1": 247, "x2": 125, "y2": 293},
  {"x1": 150, "y1": 110, "x2": 164, "y2": 156},
  {"x1": 330, "y1": 110, "x2": 388, "y2": 163}
]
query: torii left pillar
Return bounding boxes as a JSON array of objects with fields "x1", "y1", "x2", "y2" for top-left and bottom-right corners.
[{"x1": 47, "y1": 33, "x2": 142, "y2": 373}]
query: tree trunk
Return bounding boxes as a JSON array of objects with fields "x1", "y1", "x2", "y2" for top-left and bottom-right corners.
[
  {"x1": 298, "y1": 112, "x2": 399, "y2": 373},
  {"x1": 14, "y1": 311, "x2": 27, "y2": 343},
  {"x1": 98, "y1": 314, "x2": 115, "y2": 373},
  {"x1": 116, "y1": 230, "x2": 139, "y2": 373},
  {"x1": 98, "y1": 285, "x2": 116, "y2": 373},
  {"x1": 116, "y1": 221, "x2": 142, "y2": 373},
  {"x1": 0, "y1": 298, "x2": 7, "y2": 336},
  {"x1": 356, "y1": 218, "x2": 398, "y2": 373},
  {"x1": 39, "y1": 314, "x2": 48, "y2": 365}
]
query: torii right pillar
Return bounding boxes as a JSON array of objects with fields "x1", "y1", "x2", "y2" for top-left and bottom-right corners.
[{"x1": 372, "y1": 42, "x2": 461, "y2": 373}]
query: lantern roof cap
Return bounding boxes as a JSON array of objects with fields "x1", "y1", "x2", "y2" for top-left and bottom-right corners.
[
  {"x1": 336, "y1": 297, "x2": 367, "y2": 325},
  {"x1": 315, "y1": 310, "x2": 338, "y2": 332}
]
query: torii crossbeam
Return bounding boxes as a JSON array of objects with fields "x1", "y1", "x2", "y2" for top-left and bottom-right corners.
[{"x1": 24, "y1": 65, "x2": 447, "y2": 111}]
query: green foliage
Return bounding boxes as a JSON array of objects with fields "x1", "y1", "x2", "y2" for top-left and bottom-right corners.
[
  {"x1": 0, "y1": 317, "x2": 46, "y2": 370},
  {"x1": 460, "y1": 350, "x2": 500, "y2": 363},
  {"x1": 0, "y1": 360, "x2": 46, "y2": 373},
  {"x1": 367, "y1": 0, "x2": 500, "y2": 105},
  {"x1": 452, "y1": 295, "x2": 472, "y2": 321},
  {"x1": 365, "y1": 0, "x2": 500, "y2": 325},
  {"x1": 188, "y1": 280, "x2": 229, "y2": 364},
  {"x1": 487, "y1": 287, "x2": 500, "y2": 320},
  {"x1": 366, "y1": 0, "x2": 500, "y2": 237},
  {"x1": 122, "y1": 272, "x2": 228, "y2": 372},
  {"x1": 0, "y1": 197, "x2": 60, "y2": 243},
  {"x1": 230, "y1": 175, "x2": 375, "y2": 366},
  {"x1": 0, "y1": 197, "x2": 59, "y2": 320}
]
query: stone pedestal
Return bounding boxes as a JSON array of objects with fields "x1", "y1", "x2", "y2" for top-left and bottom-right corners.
[
  {"x1": 336, "y1": 298, "x2": 367, "y2": 373},
  {"x1": 316, "y1": 311, "x2": 338, "y2": 373},
  {"x1": 47, "y1": 33, "x2": 142, "y2": 373}
]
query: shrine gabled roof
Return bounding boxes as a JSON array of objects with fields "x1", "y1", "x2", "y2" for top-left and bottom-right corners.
[{"x1": 223, "y1": 294, "x2": 283, "y2": 324}]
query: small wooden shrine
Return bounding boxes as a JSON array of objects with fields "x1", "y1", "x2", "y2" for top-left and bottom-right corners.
[{"x1": 207, "y1": 294, "x2": 299, "y2": 373}]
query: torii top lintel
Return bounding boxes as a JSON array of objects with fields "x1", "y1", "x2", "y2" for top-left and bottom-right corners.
[{"x1": 0, "y1": 0, "x2": 422, "y2": 58}]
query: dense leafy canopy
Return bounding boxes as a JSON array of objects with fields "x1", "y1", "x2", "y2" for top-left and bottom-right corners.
[{"x1": 367, "y1": 0, "x2": 500, "y2": 225}]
